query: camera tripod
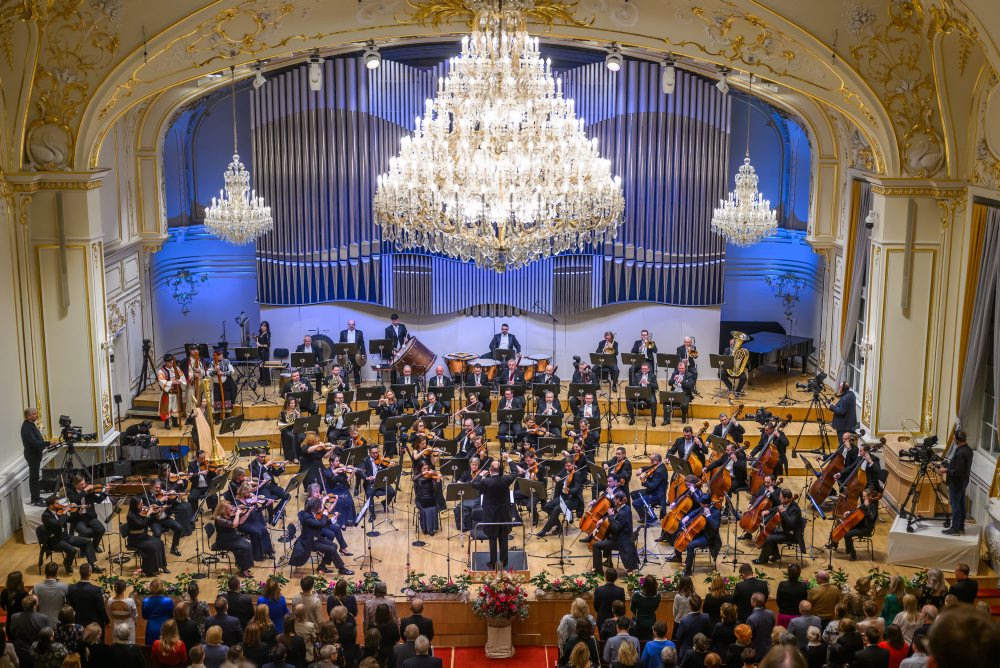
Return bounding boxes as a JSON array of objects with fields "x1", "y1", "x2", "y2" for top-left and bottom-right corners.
[
  {"x1": 52, "y1": 440, "x2": 94, "y2": 493},
  {"x1": 898, "y1": 456, "x2": 950, "y2": 533},
  {"x1": 792, "y1": 390, "x2": 833, "y2": 458},
  {"x1": 135, "y1": 339, "x2": 158, "y2": 399}
]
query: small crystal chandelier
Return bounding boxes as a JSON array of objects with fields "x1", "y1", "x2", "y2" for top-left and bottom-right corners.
[
  {"x1": 711, "y1": 76, "x2": 777, "y2": 247},
  {"x1": 373, "y1": 0, "x2": 625, "y2": 272},
  {"x1": 204, "y1": 66, "x2": 273, "y2": 245}
]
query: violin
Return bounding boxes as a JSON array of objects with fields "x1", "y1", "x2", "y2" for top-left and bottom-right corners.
[
  {"x1": 198, "y1": 462, "x2": 223, "y2": 473},
  {"x1": 561, "y1": 470, "x2": 575, "y2": 495},
  {"x1": 351, "y1": 432, "x2": 365, "y2": 448},
  {"x1": 754, "y1": 494, "x2": 799, "y2": 547},
  {"x1": 166, "y1": 472, "x2": 191, "y2": 483},
  {"x1": 84, "y1": 483, "x2": 105, "y2": 494},
  {"x1": 830, "y1": 493, "x2": 882, "y2": 543},
  {"x1": 637, "y1": 462, "x2": 663, "y2": 483},
  {"x1": 373, "y1": 453, "x2": 390, "y2": 468},
  {"x1": 738, "y1": 477, "x2": 784, "y2": 534},
  {"x1": 263, "y1": 457, "x2": 288, "y2": 469},
  {"x1": 156, "y1": 490, "x2": 189, "y2": 502},
  {"x1": 526, "y1": 460, "x2": 539, "y2": 480},
  {"x1": 139, "y1": 504, "x2": 165, "y2": 517},
  {"x1": 240, "y1": 494, "x2": 276, "y2": 508},
  {"x1": 421, "y1": 470, "x2": 443, "y2": 481}
]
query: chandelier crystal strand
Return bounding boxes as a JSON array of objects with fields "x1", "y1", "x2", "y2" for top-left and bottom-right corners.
[
  {"x1": 373, "y1": 1, "x2": 624, "y2": 272},
  {"x1": 204, "y1": 66, "x2": 273, "y2": 245},
  {"x1": 710, "y1": 76, "x2": 777, "y2": 247}
]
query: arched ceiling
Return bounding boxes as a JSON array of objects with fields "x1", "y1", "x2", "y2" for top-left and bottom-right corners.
[{"x1": 2, "y1": 0, "x2": 999, "y2": 185}]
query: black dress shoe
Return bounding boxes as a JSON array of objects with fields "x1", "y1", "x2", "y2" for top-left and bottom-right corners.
[
  {"x1": 849, "y1": 552, "x2": 857, "y2": 561},
  {"x1": 655, "y1": 535, "x2": 670, "y2": 543},
  {"x1": 824, "y1": 542, "x2": 837, "y2": 550},
  {"x1": 739, "y1": 533, "x2": 753, "y2": 541},
  {"x1": 666, "y1": 553, "x2": 682, "y2": 563},
  {"x1": 751, "y1": 559, "x2": 767, "y2": 565},
  {"x1": 95, "y1": 546, "x2": 103, "y2": 553},
  {"x1": 581, "y1": 535, "x2": 593, "y2": 544},
  {"x1": 91, "y1": 565, "x2": 105, "y2": 573},
  {"x1": 338, "y1": 569, "x2": 355, "y2": 576},
  {"x1": 339, "y1": 548, "x2": 353, "y2": 556},
  {"x1": 161, "y1": 567, "x2": 171, "y2": 574},
  {"x1": 661, "y1": 420, "x2": 669, "y2": 426},
  {"x1": 170, "y1": 547, "x2": 182, "y2": 557},
  {"x1": 628, "y1": 417, "x2": 635, "y2": 425}
]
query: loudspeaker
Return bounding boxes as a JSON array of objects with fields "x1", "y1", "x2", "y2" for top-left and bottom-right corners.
[{"x1": 470, "y1": 549, "x2": 527, "y2": 571}]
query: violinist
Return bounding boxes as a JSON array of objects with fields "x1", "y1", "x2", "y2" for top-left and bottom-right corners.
[
  {"x1": 412, "y1": 463, "x2": 444, "y2": 536},
  {"x1": 281, "y1": 369, "x2": 316, "y2": 415},
  {"x1": 456, "y1": 391, "x2": 487, "y2": 422},
  {"x1": 66, "y1": 475, "x2": 107, "y2": 555},
  {"x1": 373, "y1": 389, "x2": 404, "y2": 456},
  {"x1": 149, "y1": 479, "x2": 186, "y2": 556},
  {"x1": 631, "y1": 454, "x2": 668, "y2": 524},
  {"x1": 346, "y1": 425, "x2": 367, "y2": 449},
  {"x1": 626, "y1": 362, "x2": 659, "y2": 425},
  {"x1": 580, "y1": 475, "x2": 623, "y2": 543},
  {"x1": 456, "y1": 457, "x2": 484, "y2": 531},
  {"x1": 212, "y1": 500, "x2": 255, "y2": 576},
  {"x1": 704, "y1": 442, "x2": 749, "y2": 494},
  {"x1": 738, "y1": 475, "x2": 781, "y2": 541},
  {"x1": 464, "y1": 363, "x2": 493, "y2": 412},
  {"x1": 513, "y1": 451, "x2": 543, "y2": 525},
  {"x1": 603, "y1": 447, "x2": 633, "y2": 492},
  {"x1": 225, "y1": 467, "x2": 249, "y2": 504},
  {"x1": 41, "y1": 495, "x2": 102, "y2": 574},
  {"x1": 752, "y1": 422, "x2": 790, "y2": 477},
  {"x1": 666, "y1": 500, "x2": 721, "y2": 577},
  {"x1": 318, "y1": 459, "x2": 357, "y2": 528},
  {"x1": 325, "y1": 391, "x2": 349, "y2": 444},
  {"x1": 126, "y1": 496, "x2": 167, "y2": 576},
  {"x1": 234, "y1": 483, "x2": 275, "y2": 561},
  {"x1": 667, "y1": 426, "x2": 709, "y2": 469},
  {"x1": 187, "y1": 449, "x2": 218, "y2": 510},
  {"x1": 278, "y1": 396, "x2": 305, "y2": 463},
  {"x1": 713, "y1": 412, "x2": 746, "y2": 444},
  {"x1": 403, "y1": 434, "x2": 435, "y2": 474},
  {"x1": 458, "y1": 418, "x2": 485, "y2": 458},
  {"x1": 752, "y1": 489, "x2": 804, "y2": 564},
  {"x1": 592, "y1": 491, "x2": 640, "y2": 574},
  {"x1": 158, "y1": 464, "x2": 196, "y2": 535},
  {"x1": 522, "y1": 417, "x2": 552, "y2": 451},
  {"x1": 362, "y1": 444, "x2": 396, "y2": 521},
  {"x1": 305, "y1": 484, "x2": 353, "y2": 555},
  {"x1": 291, "y1": 497, "x2": 355, "y2": 575},
  {"x1": 536, "y1": 458, "x2": 586, "y2": 537},
  {"x1": 249, "y1": 450, "x2": 291, "y2": 523},
  {"x1": 299, "y1": 432, "x2": 331, "y2": 487},
  {"x1": 427, "y1": 366, "x2": 453, "y2": 412},
  {"x1": 836, "y1": 442, "x2": 883, "y2": 493},
  {"x1": 825, "y1": 488, "x2": 878, "y2": 560},
  {"x1": 562, "y1": 441, "x2": 592, "y2": 486}
]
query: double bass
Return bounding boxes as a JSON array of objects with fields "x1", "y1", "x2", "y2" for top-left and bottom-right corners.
[
  {"x1": 748, "y1": 414, "x2": 792, "y2": 494},
  {"x1": 754, "y1": 493, "x2": 799, "y2": 547},
  {"x1": 687, "y1": 421, "x2": 710, "y2": 477},
  {"x1": 809, "y1": 439, "x2": 852, "y2": 505},
  {"x1": 738, "y1": 477, "x2": 783, "y2": 534},
  {"x1": 833, "y1": 438, "x2": 885, "y2": 516},
  {"x1": 829, "y1": 493, "x2": 882, "y2": 543}
]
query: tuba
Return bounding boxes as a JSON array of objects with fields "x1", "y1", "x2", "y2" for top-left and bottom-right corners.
[{"x1": 727, "y1": 331, "x2": 751, "y2": 378}]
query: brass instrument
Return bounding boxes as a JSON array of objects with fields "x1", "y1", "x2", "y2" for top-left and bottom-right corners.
[
  {"x1": 727, "y1": 331, "x2": 751, "y2": 378},
  {"x1": 646, "y1": 338, "x2": 656, "y2": 350}
]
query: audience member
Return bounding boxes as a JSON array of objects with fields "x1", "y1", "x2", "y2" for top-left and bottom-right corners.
[
  {"x1": 675, "y1": 595, "x2": 712, "y2": 660},
  {"x1": 290, "y1": 576, "x2": 324, "y2": 628},
  {"x1": 53, "y1": 605, "x2": 83, "y2": 654},
  {"x1": 78, "y1": 622, "x2": 109, "y2": 667},
  {"x1": 253, "y1": 604, "x2": 277, "y2": 646},
  {"x1": 852, "y1": 626, "x2": 890, "y2": 668},
  {"x1": 292, "y1": 603, "x2": 317, "y2": 662},
  {"x1": 786, "y1": 601, "x2": 820, "y2": 651},
  {"x1": 726, "y1": 624, "x2": 753, "y2": 668},
  {"x1": 601, "y1": 600, "x2": 636, "y2": 642},
  {"x1": 604, "y1": 615, "x2": 641, "y2": 665},
  {"x1": 680, "y1": 634, "x2": 710, "y2": 668},
  {"x1": 858, "y1": 600, "x2": 885, "y2": 640},
  {"x1": 613, "y1": 641, "x2": 640, "y2": 668},
  {"x1": 9, "y1": 595, "x2": 49, "y2": 666},
  {"x1": 327, "y1": 579, "x2": 359, "y2": 620},
  {"x1": 332, "y1": 605, "x2": 358, "y2": 668},
  {"x1": 277, "y1": 616, "x2": 306, "y2": 667},
  {"x1": 733, "y1": 564, "x2": 769, "y2": 623},
  {"x1": 640, "y1": 622, "x2": 675, "y2": 668},
  {"x1": 673, "y1": 576, "x2": 695, "y2": 639},
  {"x1": 747, "y1": 593, "x2": 775, "y2": 661},
  {"x1": 151, "y1": 618, "x2": 188, "y2": 667},
  {"x1": 758, "y1": 645, "x2": 807, "y2": 668},
  {"x1": 142, "y1": 579, "x2": 175, "y2": 646},
  {"x1": 221, "y1": 577, "x2": 255, "y2": 628},
  {"x1": 631, "y1": 575, "x2": 662, "y2": 643},
  {"x1": 66, "y1": 565, "x2": 107, "y2": 632},
  {"x1": 927, "y1": 604, "x2": 1000, "y2": 668},
  {"x1": 400, "y1": 598, "x2": 435, "y2": 642},
  {"x1": 596, "y1": 568, "x2": 628, "y2": 631},
  {"x1": 946, "y1": 564, "x2": 978, "y2": 605},
  {"x1": 921, "y1": 571, "x2": 947, "y2": 610},
  {"x1": 188, "y1": 645, "x2": 206, "y2": 668},
  {"x1": 258, "y1": 579, "x2": 290, "y2": 634},
  {"x1": 881, "y1": 577, "x2": 905, "y2": 627},
  {"x1": 30, "y1": 627, "x2": 66, "y2": 668},
  {"x1": 105, "y1": 580, "x2": 137, "y2": 643},
  {"x1": 703, "y1": 575, "x2": 733, "y2": 627},
  {"x1": 34, "y1": 564, "x2": 68, "y2": 623},
  {"x1": 878, "y1": 624, "x2": 909, "y2": 668},
  {"x1": 186, "y1": 582, "x2": 211, "y2": 635},
  {"x1": 174, "y1": 601, "x2": 202, "y2": 656},
  {"x1": 913, "y1": 605, "x2": 937, "y2": 640},
  {"x1": 205, "y1": 597, "x2": 243, "y2": 647},
  {"x1": 899, "y1": 634, "x2": 928, "y2": 668},
  {"x1": 803, "y1": 626, "x2": 825, "y2": 668},
  {"x1": 202, "y1": 626, "x2": 229, "y2": 668},
  {"x1": 394, "y1": 623, "x2": 420, "y2": 668},
  {"x1": 402, "y1": 635, "x2": 441, "y2": 668},
  {"x1": 375, "y1": 603, "x2": 401, "y2": 667},
  {"x1": 776, "y1": 565, "x2": 808, "y2": 628},
  {"x1": 558, "y1": 598, "x2": 597, "y2": 649},
  {"x1": 660, "y1": 644, "x2": 678, "y2": 668},
  {"x1": 821, "y1": 603, "x2": 850, "y2": 647},
  {"x1": 830, "y1": 618, "x2": 863, "y2": 666},
  {"x1": 560, "y1": 617, "x2": 600, "y2": 667},
  {"x1": 890, "y1": 594, "x2": 921, "y2": 643},
  {"x1": 710, "y1": 602, "x2": 738, "y2": 657},
  {"x1": 806, "y1": 571, "x2": 840, "y2": 626},
  {"x1": 107, "y1": 623, "x2": 144, "y2": 668},
  {"x1": 261, "y1": 643, "x2": 290, "y2": 668},
  {"x1": 241, "y1": 621, "x2": 270, "y2": 666},
  {"x1": 364, "y1": 581, "x2": 399, "y2": 631}
]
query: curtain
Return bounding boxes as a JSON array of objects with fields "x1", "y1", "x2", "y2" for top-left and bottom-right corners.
[
  {"x1": 957, "y1": 203, "x2": 1000, "y2": 430},
  {"x1": 837, "y1": 180, "x2": 873, "y2": 381}
]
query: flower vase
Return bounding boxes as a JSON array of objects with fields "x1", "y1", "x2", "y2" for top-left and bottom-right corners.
[{"x1": 485, "y1": 617, "x2": 514, "y2": 658}]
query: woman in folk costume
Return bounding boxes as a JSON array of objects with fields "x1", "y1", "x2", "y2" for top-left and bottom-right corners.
[
  {"x1": 182, "y1": 345, "x2": 206, "y2": 410},
  {"x1": 207, "y1": 348, "x2": 237, "y2": 418},
  {"x1": 157, "y1": 353, "x2": 187, "y2": 430}
]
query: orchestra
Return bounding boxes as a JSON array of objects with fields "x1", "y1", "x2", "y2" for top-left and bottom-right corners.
[{"x1": 42, "y1": 322, "x2": 917, "y2": 586}]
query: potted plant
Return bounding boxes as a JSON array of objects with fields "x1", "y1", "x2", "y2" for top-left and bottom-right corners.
[
  {"x1": 215, "y1": 573, "x2": 289, "y2": 596},
  {"x1": 471, "y1": 571, "x2": 529, "y2": 658},
  {"x1": 806, "y1": 568, "x2": 848, "y2": 590},
  {"x1": 530, "y1": 571, "x2": 601, "y2": 600},
  {"x1": 622, "y1": 571, "x2": 687, "y2": 599},
  {"x1": 402, "y1": 570, "x2": 472, "y2": 602}
]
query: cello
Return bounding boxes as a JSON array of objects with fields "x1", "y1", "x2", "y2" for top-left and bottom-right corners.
[
  {"x1": 686, "y1": 421, "x2": 710, "y2": 477},
  {"x1": 579, "y1": 495, "x2": 613, "y2": 535},
  {"x1": 829, "y1": 492, "x2": 881, "y2": 543},
  {"x1": 738, "y1": 477, "x2": 783, "y2": 534},
  {"x1": 748, "y1": 414, "x2": 792, "y2": 494},
  {"x1": 673, "y1": 507, "x2": 708, "y2": 551},
  {"x1": 833, "y1": 439, "x2": 884, "y2": 516},
  {"x1": 809, "y1": 439, "x2": 852, "y2": 505},
  {"x1": 754, "y1": 493, "x2": 799, "y2": 547},
  {"x1": 660, "y1": 488, "x2": 695, "y2": 534}
]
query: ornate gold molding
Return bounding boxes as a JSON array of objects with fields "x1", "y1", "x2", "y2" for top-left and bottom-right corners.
[
  {"x1": 402, "y1": 0, "x2": 592, "y2": 28},
  {"x1": 106, "y1": 302, "x2": 126, "y2": 333},
  {"x1": 935, "y1": 192, "x2": 968, "y2": 229},
  {"x1": 869, "y1": 184, "x2": 965, "y2": 199},
  {"x1": 922, "y1": 389, "x2": 933, "y2": 433},
  {"x1": 18, "y1": 195, "x2": 31, "y2": 226},
  {"x1": 862, "y1": 387, "x2": 872, "y2": 427},
  {"x1": 101, "y1": 391, "x2": 113, "y2": 432}
]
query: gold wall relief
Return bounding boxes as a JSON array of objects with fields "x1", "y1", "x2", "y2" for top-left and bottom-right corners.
[
  {"x1": 106, "y1": 302, "x2": 125, "y2": 334},
  {"x1": 101, "y1": 391, "x2": 113, "y2": 432},
  {"x1": 863, "y1": 387, "x2": 872, "y2": 427},
  {"x1": 402, "y1": 0, "x2": 592, "y2": 28}
]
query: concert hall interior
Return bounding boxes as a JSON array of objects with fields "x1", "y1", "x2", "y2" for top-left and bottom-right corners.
[{"x1": 3, "y1": 0, "x2": 1000, "y2": 661}]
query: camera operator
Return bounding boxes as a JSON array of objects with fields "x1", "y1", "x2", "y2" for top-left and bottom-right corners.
[
  {"x1": 938, "y1": 430, "x2": 973, "y2": 535},
  {"x1": 21, "y1": 407, "x2": 57, "y2": 506},
  {"x1": 829, "y1": 381, "x2": 858, "y2": 444}
]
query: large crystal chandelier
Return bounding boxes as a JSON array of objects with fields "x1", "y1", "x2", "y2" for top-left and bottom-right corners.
[
  {"x1": 711, "y1": 77, "x2": 777, "y2": 247},
  {"x1": 373, "y1": 1, "x2": 624, "y2": 272},
  {"x1": 204, "y1": 67, "x2": 273, "y2": 245}
]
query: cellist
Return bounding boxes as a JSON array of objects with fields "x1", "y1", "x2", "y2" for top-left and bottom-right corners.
[
  {"x1": 835, "y1": 441, "x2": 882, "y2": 493},
  {"x1": 581, "y1": 474, "x2": 624, "y2": 544},
  {"x1": 712, "y1": 411, "x2": 745, "y2": 444},
  {"x1": 591, "y1": 491, "x2": 640, "y2": 574},
  {"x1": 738, "y1": 474, "x2": 781, "y2": 541},
  {"x1": 752, "y1": 489, "x2": 804, "y2": 564},
  {"x1": 665, "y1": 490, "x2": 722, "y2": 576},
  {"x1": 825, "y1": 488, "x2": 879, "y2": 560},
  {"x1": 751, "y1": 421, "x2": 790, "y2": 476},
  {"x1": 667, "y1": 425, "x2": 709, "y2": 474},
  {"x1": 704, "y1": 441, "x2": 749, "y2": 495}
]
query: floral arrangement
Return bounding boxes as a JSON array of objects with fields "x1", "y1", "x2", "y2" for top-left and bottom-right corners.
[
  {"x1": 530, "y1": 571, "x2": 601, "y2": 595},
  {"x1": 403, "y1": 570, "x2": 472, "y2": 595},
  {"x1": 703, "y1": 572, "x2": 736, "y2": 592},
  {"x1": 98, "y1": 573, "x2": 193, "y2": 597},
  {"x1": 623, "y1": 571, "x2": 687, "y2": 594},
  {"x1": 309, "y1": 572, "x2": 382, "y2": 596},
  {"x1": 215, "y1": 573, "x2": 289, "y2": 596},
  {"x1": 471, "y1": 571, "x2": 529, "y2": 621},
  {"x1": 867, "y1": 566, "x2": 891, "y2": 594},
  {"x1": 806, "y1": 568, "x2": 848, "y2": 590},
  {"x1": 905, "y1": 569, "x2": 929, "y2": 591}
]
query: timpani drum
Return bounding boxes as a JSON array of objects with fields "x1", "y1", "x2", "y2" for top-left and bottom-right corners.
[
  {"x1": 392, "y1": 338, "x2": 437, "y2": 375},
  {"x1": 471, "y1": 358, "x2": 500, "y2": 381},
  {"x1": 519, "y1": 358, "x2": 538, "y2": 382},
  {"x1": 531, "y1": 354, "x2": 552, "y2": 373},
  {"x1": 444, "y1": 352, "x2": 476, "y2": 378}
]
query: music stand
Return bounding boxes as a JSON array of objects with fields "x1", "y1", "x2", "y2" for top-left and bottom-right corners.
[
  {"x1": 333, "y1": 342, "x2": 359, "y2": 369},
  {"x1": 286, "y1": 390, "x2": 312, "y2": 411},
  {"x1": 343, "y1": 409, "x2": 372, "y2": 430},
  {"x1": 707, "y1": 434, "x2": 729, "y2": 456},
  {"x1": 516, "y1": 478, "x2": 547, "y2": 532},
  {"x1": 621, "y1": 352, "x2": 644, "y2": 373},
  {"x1": 666, "y1": 454, "x2": 693, "y2": 479},
  {"x1": 292, "y1": 414, "x2": 321, "y2": 436},
  {"x1": 534, "y1": 413, "x2": 563, "y2": 436},
  {"x1": 492, "y1": 349, "x2": 516, "y2": 363},
  {"x1": 428, "y1": 385, "x2": 455, "y2": 402},
  {"x1": 290, "y1": 352, "x2": 315, "y2": 369},
  {"x1": 391, "y1": 384, "x2": 418, "y2": 405},
  {"x1": 422, "y1": 415, "x2": 449, "y2": 434},
  {"x1": 356, "y1": 386, "x2": 384, "y2": 402},
  {"x1": 657, "y1": 353, "x2": 680, "y2": 371},
  {"x1": 446, "y1": 482, "x2": 478, "y2": 542},
  {"x1": 589, "y1": 352, "x2": 617, "y2": 390},
  {"x1": 498, "y1": 384, "x2": 527, "y2": 397},
  {"x1": 370, "y1": 465, "x2": 401, "y2": 535},
  {"x1": 709, "y1": 354, "x2": 735, "y2": 400},
  {"x1": 233, "y1": 346, "x2": 264, "y2": 404},
  {"x1": 532, "y1": 384, "x2": 561, "y2": 406},
  {"x1": 589, "y1": 462, "x2": 608, "y2": 496},
  {"x1": 659, "y1": 391, "x2": 687, "y2": 425},
  {"x1": 496, "y1": 408, "x2": 525, "y2": 450},
  {"x1": 465, "y1": 386, "x2": 491, "y2": 404},
  {"x1": 386, "y1": 415, "x2": 415, "y2": 434},
  {"x1": 462, "y1": 410, "x2": 492, "y2": 427},
  {"x1": 433, "y1": 438, "x2": 459, "y2": 455},
  {"x1": 369, "y1": 338, "x2": 394, "y2": 386},
  {"x1": 537, "y1": 437, "x2": 568, "y2": 456}
]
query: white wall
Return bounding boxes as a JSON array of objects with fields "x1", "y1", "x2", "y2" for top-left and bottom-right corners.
[{"x1": 261, "y1": 302, "x2": 721, "y2": 380}]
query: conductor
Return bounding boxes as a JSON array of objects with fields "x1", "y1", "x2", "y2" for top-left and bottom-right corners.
[{"x1": 471, "y1": 456, "x2": 524, "y2": 570}]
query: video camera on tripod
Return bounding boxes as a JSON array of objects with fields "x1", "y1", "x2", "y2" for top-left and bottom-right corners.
[
  {"x1": 795, "y1": 371, "x2": 828, "y2": 396},
  {"x1": 899, "y1": 435, "x2": 943, "y2": 464},
  {"x1": 752, "y1": 407, "x2": 776, "y2": 426},
  {"x1": 58, "y1": 415, "x2": 96, "y2": 445},
  {"x1": 122, "y1": 420, "x2": 158, "y2": 449}
]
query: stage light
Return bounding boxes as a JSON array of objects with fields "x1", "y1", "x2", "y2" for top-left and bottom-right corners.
[
  {"x1": 605, "y1": 43, "x2": 623, "y2": 72},
  {"x1": 308, "y1": 51, "x2": 323, "y2": 92},
  {"x1": 716, "y1": 67, "x2": 730, "y2": 94},
  {"x1": 363, "y1": 40, "x2": 381, "y2": 70},
  {"x1": 252, "y1": 64, "x2": 266, "y2": 90},
  {"x1": 661, "y1": 57, "x2": 676, "y2": 95}
]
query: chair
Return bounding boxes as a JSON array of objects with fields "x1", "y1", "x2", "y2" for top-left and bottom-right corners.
[
  {"x1": 204, "y1": 523, "x2": 234, "y2": 574},
  {"x1": 853, "y1": 535, "x2": 875, "y2": 561},
  {"x1": 34, "y1": 525, "x2": 54, "y2": 574},
  {"x1": 778, "y1": 526, "x2": 807, "y2": 565}
]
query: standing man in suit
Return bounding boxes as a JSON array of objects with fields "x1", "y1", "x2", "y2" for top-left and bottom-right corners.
[
  {"x1": 400, "y1": 599, "x2": 435, "y2": 642},
  {"x1": 471, "y1": 457, "x2": 524, "y2": 569},
  {"x1": 338, "y1": 319, "x2": 366, "y2": 385},
  {"x1": 221, "y1": 575, "x2": 256, "y2": 628},
  {"x1": 630, "y1": 329, "x2": 658, "y2": 375},
  {"x1": 853, "y1": 627, "x2": 891, "y2": 668},
  {"x1": 488, "y1": 323, "x2": 521, "y2": 359},
  {"x1": 426, "y1": 366, "x2": 452, "y2": 412},
  {"x1": 733, "y1": 562, "x2": 770, "y2": 622},
  {"x1": 22, "y1": 407, "x2": 54, "y2": 506},
  {"x1": 67, "y1": 563, "x2": 109, "y2": 630},
  {"x1": 206, "y1": 596, "x2": 244, "y2": 646},
  {"x1": 402, "y1": 636, "x2": 441, "y2": 668},
  {"x1": 385, "y1": 314, "x2": 408, "y2": 350},
  {"x1": 747, "y1": 593, "x2": 775, "y2": 661},
  {"x1": 830, "y1": 381, "x2": 858, "y2": 445},
  {"x1": 593, "y1": 568, "x2": 627, "y2": 631},
  {"x1": 626, "y1": 362, "x2": 659, "y2": 425}
]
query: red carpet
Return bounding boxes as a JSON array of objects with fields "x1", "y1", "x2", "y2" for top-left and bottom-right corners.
[{"x1": 449, "y1": 646, "x2": 556, "y2": 666}]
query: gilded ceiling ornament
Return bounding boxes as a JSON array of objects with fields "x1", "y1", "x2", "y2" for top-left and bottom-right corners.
[
  {"x1": 27, "y1": 0, "x2": 120, "y2": 170},
  {"x1": 975, "y1": 140, "x2": 1000, "y2": 188},
  {"x1": 848, "y1": 0, "x2": 945, "y2": 178},
  {"x1": 402, "y1": 0, "x2": 592, "y2": 28}
]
